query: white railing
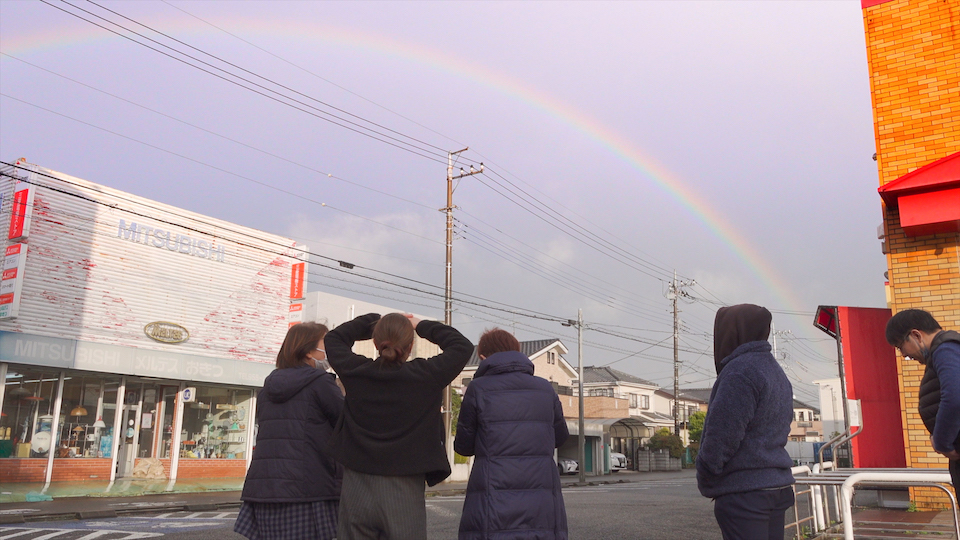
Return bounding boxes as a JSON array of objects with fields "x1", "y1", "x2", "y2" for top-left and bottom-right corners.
[
  {"x1": 838, "y1": 471, "x2": 957, "y2": 540},
  {"x1": 788, "y1": 466, "x2": 958, "y2": 540}
]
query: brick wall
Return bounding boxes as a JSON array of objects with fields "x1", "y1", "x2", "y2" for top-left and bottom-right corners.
[
  {"x1": 176, "y1": 458, "x2": 246, "y2": 479},
  {"x1": 0, "y1": 458, "x2": 113, "y2": 483},
  {"x1": 863, "y1": 0, "x2": 960, "y2": 508},
  {"x1": 0, "y1": 458, "x2": 46, "y2": 483},
  {"x1": 50, "y1": 459, "x2": 112, "y2": 482}
]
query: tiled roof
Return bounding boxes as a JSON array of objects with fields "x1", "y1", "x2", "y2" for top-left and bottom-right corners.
[
  {"x1": 582, "y1": 366, "x2": 657, "y2": 387},
  {"x1": 466, "y1": 338, "x2": 563, "y2": 367}
]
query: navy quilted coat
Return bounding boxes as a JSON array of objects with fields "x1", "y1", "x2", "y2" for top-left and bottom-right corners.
[
  {"x1": 454, "y1": 351, "x2": 569, "y2": 540},
  {"x1": 241, "y1": 365, "x2": 344, "y2": 502}
]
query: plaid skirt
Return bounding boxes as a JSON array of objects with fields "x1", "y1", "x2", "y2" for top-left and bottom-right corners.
[{"x1": 234, "y1": 500, "x2": 339, "y2": 540}]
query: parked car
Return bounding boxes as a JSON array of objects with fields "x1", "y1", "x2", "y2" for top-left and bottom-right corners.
[
  {"x1": 557, "y1": 457, "x2": 579, "y2": 475},
  {"x1": 610, "y1": 452, "x2": 627, "y2": 472}
]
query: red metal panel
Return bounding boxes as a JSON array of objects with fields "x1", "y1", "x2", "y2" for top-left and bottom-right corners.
[
  {"x1": 898, "y1": 187, "x2": 960, "y2": 236},
  {"x1": 839, "y1": 307, "x2": 906, "y2": 468}
]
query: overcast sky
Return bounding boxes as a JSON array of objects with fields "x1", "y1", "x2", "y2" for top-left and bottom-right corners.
[{"x1": 0, "y1": 1, "x2": 888, "y2": 405}]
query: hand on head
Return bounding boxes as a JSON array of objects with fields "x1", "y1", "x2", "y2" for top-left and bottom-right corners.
[{"x1": 405, "y1": 313, "x2": 422, "y2": 329}]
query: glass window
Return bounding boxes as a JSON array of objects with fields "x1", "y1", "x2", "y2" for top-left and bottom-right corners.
[
  {"x1": 57, "y1": 375, "x2": 121, "y2": 458},
  {"x1": 180, "y1": 385, "x2": 251, "y2": 460},
  {"x1": 629, "y1": 394, "x2": 638, "y2": 408},
  {"x1": 1, "y1": 365, "x2": 61, "y2": 458},
  {"x1": 640, "y1": 395, "x2": 650, "y2": 410},
  {"x1": 158, "y1": 387, "x2": 178, "y2": 459},
  {"x1": 138, "y1": 386, "x2": 158, "y2": 458}
]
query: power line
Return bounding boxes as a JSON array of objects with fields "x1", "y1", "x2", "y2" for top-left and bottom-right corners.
[
  {"x1": 39, "y1": 0, "x2": 448, "y2": 164},
  {"x1": 85, "y1": 0, "x2": 449, "y2": 155},
  {"x1": 0, "y1": 52, "x2": 435, "y2": 211}
]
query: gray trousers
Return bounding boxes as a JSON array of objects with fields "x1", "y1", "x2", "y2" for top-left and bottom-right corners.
[{"x1": 338, "y1": 468, "x2": 427, "y2": 540}]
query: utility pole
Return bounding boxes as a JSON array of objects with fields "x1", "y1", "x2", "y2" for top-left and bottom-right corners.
[
  {"x1": 668, "y1": 271, "x2": 694, "y2": 437},
  {"x1": 442, "y1": 148, "x2": 482, "y2": 469},
  {"x1": 563, "y1": 310, "x2": 585, "y2": 484}
]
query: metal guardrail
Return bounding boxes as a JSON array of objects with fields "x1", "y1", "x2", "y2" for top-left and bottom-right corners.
[
  {"x1": 838, "y1": 471, "x2": 957, "y2": 540},
  {"x1": 787, "y1": 466, "x2": 958, "y2": 540}
]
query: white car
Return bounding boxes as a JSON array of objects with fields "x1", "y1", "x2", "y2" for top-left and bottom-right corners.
[
  {"x1": 557, "y1": 457, "x2": 579, "y2": 475},
  {"x1": 610, "y1": 452, "x2": 627, "y2": 472}
]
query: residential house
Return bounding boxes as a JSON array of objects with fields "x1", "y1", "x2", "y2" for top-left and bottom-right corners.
[
  {"x1": 454, "y1": 338, "x2": 576, "y2": 393},
  {"x1": 679, "y1": 387, "x2": 824, "y2": 443},
  {"x1": 653, "y1": 389, "x2": 708, "y2": 445},
  {"x1": 789, "y1": 399, "x2": 822, "y2": 443}
]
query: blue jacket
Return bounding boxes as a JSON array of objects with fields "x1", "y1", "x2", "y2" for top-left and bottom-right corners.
[
  {"x1": 241, "y1": 365, "x2": 344, "y2": 502},
  {"x1": 454, "y1": 351, "x2": 568, "y2": 540},
  {"x1": 696, "y1": 341, "x2": 795, "y2": 498}
]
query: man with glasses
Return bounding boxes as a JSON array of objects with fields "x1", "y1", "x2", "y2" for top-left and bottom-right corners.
[{"x1": 885, "y1": 309, "x2": 960, "y2": 492}]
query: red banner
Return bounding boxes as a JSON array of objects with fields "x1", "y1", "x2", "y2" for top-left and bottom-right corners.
[
  {"x1": 290, "y1": 262, "x2": 305, "y2": 299},
  {"x1": 8, "y1": 188, "x2": 31, "y2": 240}
]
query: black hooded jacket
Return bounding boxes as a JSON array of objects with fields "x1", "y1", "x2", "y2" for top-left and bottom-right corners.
[{"x1": 241, "y1": 365, "x2": 344, "y2": 502}]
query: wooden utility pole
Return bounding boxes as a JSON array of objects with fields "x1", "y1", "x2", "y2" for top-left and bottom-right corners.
[{"x1": 443, "y1": 148, "x2": 482, "y2": 468}]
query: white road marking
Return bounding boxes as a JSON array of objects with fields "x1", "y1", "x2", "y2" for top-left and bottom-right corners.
[{"x1": 0, "y1": 529, "x2": 161, "y2": 539}]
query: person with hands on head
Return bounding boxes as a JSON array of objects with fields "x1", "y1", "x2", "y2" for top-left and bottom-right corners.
[
  {"x1": 885, "y1": 309, "x2": 960, "y2": 493},
  {"x1": 324, "y1": 312, "x2": 474, "y2": 540},
  {"x1": 234, "y1": 322, "x2": 344, "y2": 540},
  {"x1": 696, "y1": 304, "x2": 795, "y2": 540}
]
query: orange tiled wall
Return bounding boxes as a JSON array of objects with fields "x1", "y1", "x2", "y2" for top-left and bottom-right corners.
[
  {"x1": 865, "y1": 0, "x2": 960, "y2": 184},
  {"x1": 864, "y1": 0, "x2": 960, "y2": 508}
]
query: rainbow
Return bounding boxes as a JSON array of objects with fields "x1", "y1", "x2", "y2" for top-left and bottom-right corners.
[{"x1": 0, "y1": 10, "x2": 806, "y2": 313}]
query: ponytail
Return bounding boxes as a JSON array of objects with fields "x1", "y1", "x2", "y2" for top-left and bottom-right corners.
[{"x1": 373, "y1": 313, "x2": 415, "y2": 365}]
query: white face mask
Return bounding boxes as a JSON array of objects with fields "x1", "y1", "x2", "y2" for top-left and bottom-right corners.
[{"x1": 313, "y1": 358, "x2": 331, "y2": 372}]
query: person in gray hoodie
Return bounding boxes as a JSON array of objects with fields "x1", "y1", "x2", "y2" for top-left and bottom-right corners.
[{"x1": 696, "y1": 304, "x2": 795, "y2": 540}]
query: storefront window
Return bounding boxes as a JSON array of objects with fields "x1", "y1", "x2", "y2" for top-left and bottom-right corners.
[
  {"x1": 158, "y1": 387, "x2": 178, "y2": 458},
  {"x1": 56, "y1": 374, "x2": 121, "y2": 458},
  {"x1": 1, "y1": 365, "x2": 61, "y2": 459},
  {"x1": 138, "y1": 387, "x2": 158, "y2": 458},
  {"x1": 180, "y1": 386, "x2": 251, "y2": 460}
]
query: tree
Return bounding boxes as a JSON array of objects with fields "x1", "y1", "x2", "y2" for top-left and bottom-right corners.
[
  {"x1": 648, "y1": 427, "x2": 684, "y2": 459},
  {"x1": 451, "y1": 390, "x2": 469, "y2": 464},
  {"x1": 687, "y1": 411, "x2": 706, "y2": 443}
]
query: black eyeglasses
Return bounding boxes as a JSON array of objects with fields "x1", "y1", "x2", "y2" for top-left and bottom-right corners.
[{"x1": 896, "y1": 333, "x2": 912, "y2": 353}]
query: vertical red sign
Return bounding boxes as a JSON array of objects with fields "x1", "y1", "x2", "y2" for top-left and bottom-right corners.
[
  {"x1": 8, "y1": 187, "x2": 31, "y2": 239},
  {"x1": 290, "y1": 262, "x2": 305, "y2": 299}
]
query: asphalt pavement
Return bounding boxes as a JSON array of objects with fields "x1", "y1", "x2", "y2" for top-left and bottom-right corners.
[{"x1": 0, "y1": 470, "x2": 686, "y2": 524}]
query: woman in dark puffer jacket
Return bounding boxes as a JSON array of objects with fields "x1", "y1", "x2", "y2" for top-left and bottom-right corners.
[
  {"x1": 455, "y1": 328, "x2": 569, "y2": 540},
  {"x1": 234, "y1": 322, "x2": 344, "y2": 540}
]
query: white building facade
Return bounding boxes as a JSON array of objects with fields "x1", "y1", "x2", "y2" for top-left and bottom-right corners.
[{"x1": 0, "y1": 160, "x2": 306, "y2": 485}]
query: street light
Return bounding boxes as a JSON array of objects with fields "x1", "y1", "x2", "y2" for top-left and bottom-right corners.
[{"x1": 562, "y1": 309, "x2": 585, "y2": 484}]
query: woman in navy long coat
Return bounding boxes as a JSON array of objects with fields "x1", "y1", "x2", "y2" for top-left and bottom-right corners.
[{"x1": 454, "y1": 328, "x2": 569, "y2": 540}]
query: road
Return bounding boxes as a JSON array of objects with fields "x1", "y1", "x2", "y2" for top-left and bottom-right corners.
[{"x1": 0, "y1": 477, "x2": 742, "y2": 539}]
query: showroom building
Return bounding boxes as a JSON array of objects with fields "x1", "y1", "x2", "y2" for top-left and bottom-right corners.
[{"x1": 0, "y1": 159, "x2": 307, "y2": 485}]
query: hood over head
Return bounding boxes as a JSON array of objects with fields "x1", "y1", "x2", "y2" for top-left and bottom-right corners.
[
  {"x1": 262, "y1": 365, "x2": 327, "y2": 403},
  {"x1": 713, "y1": 303, "x2": 772, "y2": 374},
  {"x1": 476, "y1": 350, "x2": 535, "y2": 378}
]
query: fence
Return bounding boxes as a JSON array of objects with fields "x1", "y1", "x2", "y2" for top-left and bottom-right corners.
[
  {"x1": 787, "y1": 464, "x2": 958, "y2": 539},
  {"x1": 634, "y1": 449, "x2": 680, "y2": 472}
]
